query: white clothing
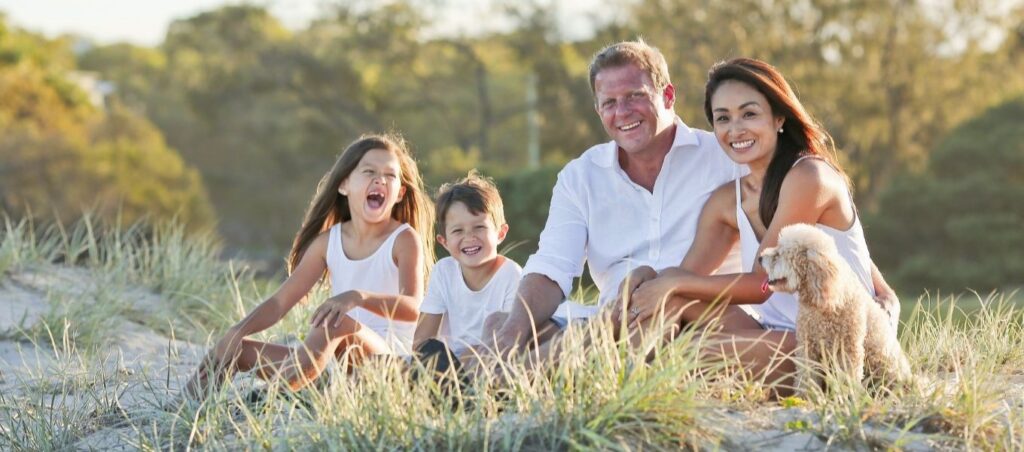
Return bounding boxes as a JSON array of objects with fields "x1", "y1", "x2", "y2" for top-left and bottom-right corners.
[
  {"x1": 326, "y1": 223, "x2": 416, "y2": 354},
  {"x1": 523, "y1": 117, "x2": 744, "y2": 308},
  {"x1": 736, "y1": 157, "x2": 876, "y2": 331},
  {"x1": 419, "y1": 257, "x2": 523, "y2": 354}
]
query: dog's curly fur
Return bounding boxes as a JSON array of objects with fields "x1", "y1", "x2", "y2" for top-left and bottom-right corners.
[{"x1": 759, "y1": 224, "x2": 911, "y2": 394}]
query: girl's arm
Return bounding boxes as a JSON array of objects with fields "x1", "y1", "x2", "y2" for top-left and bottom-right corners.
[
  {"x1": 230, "y1": 233, "x2": 329, "y2": 337},
  {"x1": 413, "y1": 313, "x2": 444, "y2": 350},
  {"x1": 311, "y1": 228, "x2": 424, "y2": 327}
]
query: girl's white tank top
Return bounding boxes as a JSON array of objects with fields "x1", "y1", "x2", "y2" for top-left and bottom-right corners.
[
  {"x1": 326, "y1": 222, "x2": 415, "y2": 354},
  {"x1": 736, "y1": 156, "x2": 875, "y2": 330}
]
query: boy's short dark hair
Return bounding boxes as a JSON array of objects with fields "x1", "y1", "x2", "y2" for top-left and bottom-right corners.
[{"x1": 435, "y1": 170, "x2": 506, "y2": 235}]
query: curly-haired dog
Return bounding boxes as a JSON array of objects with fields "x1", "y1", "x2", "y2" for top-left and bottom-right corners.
[{"x1": 758, "y1": 224, "x2": 911, "y2": 394}]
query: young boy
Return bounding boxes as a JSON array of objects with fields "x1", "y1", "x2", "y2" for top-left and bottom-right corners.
[{"x1": 414, "y1": 171, "x2": 522, "y2": 356}]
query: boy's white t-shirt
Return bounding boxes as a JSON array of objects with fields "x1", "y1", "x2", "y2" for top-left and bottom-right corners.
[{"x1": 419, "y1": 256, "x2": 523, "y2": 354}]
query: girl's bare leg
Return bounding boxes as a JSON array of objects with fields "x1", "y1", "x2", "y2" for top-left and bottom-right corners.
[
  {"x1": 248, "y1": 316, "x2": 390, "y2": 390},
  {"x1": 184, "y1": 316, "x2": 390, "y2": 400}
]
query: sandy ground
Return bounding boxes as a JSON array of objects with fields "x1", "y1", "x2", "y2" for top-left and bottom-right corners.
[
  {"x1": 0, "y1": 263, "x2": 1019, "y2": 450},
  {"x1": 0, "y1": 265, "x2": 205, "y2": 450}
]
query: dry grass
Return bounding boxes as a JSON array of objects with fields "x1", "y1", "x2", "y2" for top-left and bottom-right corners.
[{"x1": 1, "y1": 216, "x2": 1022, "y2": 450}]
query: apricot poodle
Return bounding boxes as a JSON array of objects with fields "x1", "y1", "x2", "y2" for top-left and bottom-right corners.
[{"x1": 759, "y1": 224, "x2": 912, "y2": 394}]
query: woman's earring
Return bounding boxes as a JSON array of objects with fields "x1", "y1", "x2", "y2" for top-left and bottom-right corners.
[{"x1": 778, "y1": 127, "x2": 784, "y2": 134}]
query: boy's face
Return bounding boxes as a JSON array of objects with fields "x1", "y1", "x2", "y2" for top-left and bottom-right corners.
[{"x1": 437, "y1": 201, "x2": 508, "y2": 269}]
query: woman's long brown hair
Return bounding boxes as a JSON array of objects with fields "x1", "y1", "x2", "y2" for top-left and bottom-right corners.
[
  {"x1": 288, "y1": 133, "x2": 435, "y2": 279},
  {"x1": 703, "y1": 57, "x2": 850, "y2": 227}
]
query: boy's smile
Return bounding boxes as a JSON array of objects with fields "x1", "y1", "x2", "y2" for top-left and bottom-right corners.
[{"x1": 438, "y1": 201, "x2": 508, "y2": 276}]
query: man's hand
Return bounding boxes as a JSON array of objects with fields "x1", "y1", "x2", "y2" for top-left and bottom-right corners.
[{"x1": 310, "y1": 290, "x2": 363, "y2": 328}]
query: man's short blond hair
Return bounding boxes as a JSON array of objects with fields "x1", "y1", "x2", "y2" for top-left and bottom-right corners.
[{"x1": 588, "y1": 38, "x2": 672, "y2": 97}]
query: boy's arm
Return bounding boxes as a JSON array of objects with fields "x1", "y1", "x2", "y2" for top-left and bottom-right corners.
[{"x1": 413, "y1": 313, "x2": 445, "y2": 350}]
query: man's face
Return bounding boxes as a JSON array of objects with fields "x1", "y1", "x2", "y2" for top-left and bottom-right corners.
[{"x1": 593, "y1": 64, "x2": 676, "y2": 156}]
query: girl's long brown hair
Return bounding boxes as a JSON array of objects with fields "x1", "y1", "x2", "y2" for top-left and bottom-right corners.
[
  {"x1": 703, "y1": 58, "x2": 850, "y2": 227},
  {"x1": 288, "y1": 133, "x2": 435, "y2": 278}
]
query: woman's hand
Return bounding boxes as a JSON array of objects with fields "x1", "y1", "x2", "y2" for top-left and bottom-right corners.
[
  {"x1": 608, "y1": 266, "x2": 658, "y2": 324},
  {"x1": 874, "y1": 291, "x2": 901, "y2": 331},
  {"x1": 310, "y1": 290, "x2": 364, "y2": 328},
  {"x1": 619, "y1": 266, "x2": 658, "y2": 299},
  {"x1": 627, "y1": 272, "x2": 690, "y2": 327}
]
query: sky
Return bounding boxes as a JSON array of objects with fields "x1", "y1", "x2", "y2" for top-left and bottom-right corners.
[{"x1": 0, "y1": 0, "x2": 609, "y2": 46}]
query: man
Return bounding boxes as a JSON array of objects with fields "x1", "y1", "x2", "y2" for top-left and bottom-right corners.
[{"x1": 488, "y1": 39, "x2": 743, "y2": 355}]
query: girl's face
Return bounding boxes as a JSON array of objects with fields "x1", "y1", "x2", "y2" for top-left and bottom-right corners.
[
  {"x1": 339, "y1": 148, "x2": 406, "y2": 224},
  {"x1": 710, "y1": 80, "x2": 785, "y2": 169}
]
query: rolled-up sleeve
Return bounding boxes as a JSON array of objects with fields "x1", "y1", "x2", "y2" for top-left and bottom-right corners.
[{"x1": 522, "y1": 170, "x2": 588, "y2": 298}]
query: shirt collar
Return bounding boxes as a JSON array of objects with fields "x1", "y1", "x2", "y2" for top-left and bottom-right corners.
[{"x1": 591, "y1": 117, "x2": 701, "y2": 168}]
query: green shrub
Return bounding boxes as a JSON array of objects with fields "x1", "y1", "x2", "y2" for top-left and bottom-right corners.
[{"x1": 870, "y1": 97, "x2": 1024, "y2": 293}]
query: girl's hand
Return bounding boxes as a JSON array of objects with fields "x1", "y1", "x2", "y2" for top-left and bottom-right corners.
[
  {"x1": 311, "y1": 290, "x2": 364, "y2": 328},
  {"x1": 628, "y1": 273, "x2": 687, "y2": 327}
]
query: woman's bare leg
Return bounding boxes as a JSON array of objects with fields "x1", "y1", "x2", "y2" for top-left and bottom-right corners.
[
  {"x1": 627, "y1": 302, "x2": 760, "y2": 351},
  {"x1": 700, "y1": 329, "x2": 797, "y2": 398}
]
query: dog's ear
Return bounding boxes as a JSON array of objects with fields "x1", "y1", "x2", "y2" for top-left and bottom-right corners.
[{"x1": 799, "y1": 245, "x2": 842, "y2": 312}]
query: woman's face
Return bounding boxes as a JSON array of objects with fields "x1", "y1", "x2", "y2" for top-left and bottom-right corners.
[{"x1": 710, "y1": 80, "x2": 785, "y2": 168}]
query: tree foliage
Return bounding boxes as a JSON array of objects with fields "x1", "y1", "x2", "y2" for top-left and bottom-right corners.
[
  {"x1": 4, "y1": 1, "x2": 1021, "y2": 293},
  {"x1": 870, "y1": 97, "x2": 1024, "y2": 292},
  {"x1": 0, "y1": 18, "x2": 214, "y2": 230}
]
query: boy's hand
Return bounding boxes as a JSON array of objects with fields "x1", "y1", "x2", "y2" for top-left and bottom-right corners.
[{"x1": 311, "y1": 290, "x2": 363, "y2": 328}]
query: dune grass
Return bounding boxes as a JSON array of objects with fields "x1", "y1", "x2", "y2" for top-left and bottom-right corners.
[{"x1": 1, "y1": 216, "x2": 1023, "y2": 450}]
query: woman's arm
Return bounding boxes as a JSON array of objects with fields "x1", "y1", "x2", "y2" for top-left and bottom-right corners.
[
  {"x1": 311, "y1": 228, "x2": 424, "y2": 327},
  {"x1": 657, "y1": 160, "x2": 841, "y2": 306},
  {"x1": 611, "y1": 185, "x2": 738, "y2": 323}
]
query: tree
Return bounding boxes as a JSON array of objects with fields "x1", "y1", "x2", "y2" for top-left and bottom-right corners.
[
  {"x1": 0, "y1": 17, "x2": 214, "y2": 231},
  {"x1": 870, "y1": 97, "x2": 1024, "y2": 293}
]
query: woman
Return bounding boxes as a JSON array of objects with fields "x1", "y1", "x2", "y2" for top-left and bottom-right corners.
[{"x1": 611, "y1": 58, "x2": 898, "y2": 393}]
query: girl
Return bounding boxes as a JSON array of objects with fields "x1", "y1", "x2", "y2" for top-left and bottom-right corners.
[
  {"x1": 184, "y1": 133, "x2": 434, "y2": 400},
  {"x1": 612, "y1": 58, "x2": 898, "y2": 393}
]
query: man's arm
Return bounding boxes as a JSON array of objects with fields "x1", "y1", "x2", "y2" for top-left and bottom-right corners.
[
  {"x1": 489, "y1": 166, "x2": 588, "y2": 357},
  {"x1": 492, "y1": 273, "x2": 565, "y2": 354}
]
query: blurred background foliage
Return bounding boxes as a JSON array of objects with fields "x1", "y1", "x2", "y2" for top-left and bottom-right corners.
[{"x1": 1, "y1": 0, "x2": 1022, "y2": 294}]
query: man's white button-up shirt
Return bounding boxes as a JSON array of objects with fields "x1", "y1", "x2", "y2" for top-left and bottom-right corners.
[{"x1": 522, "y1": 117, "x2": 744, "y2": 305}]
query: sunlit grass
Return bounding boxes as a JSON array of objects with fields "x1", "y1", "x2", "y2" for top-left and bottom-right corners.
[{"x1": 1, "y1": 215, "x2": 1023, "y2": 449}]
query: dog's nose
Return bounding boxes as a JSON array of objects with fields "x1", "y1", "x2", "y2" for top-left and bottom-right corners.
[{"x1": 757, "y1": 255, "x2": 764, "y2": 266}]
